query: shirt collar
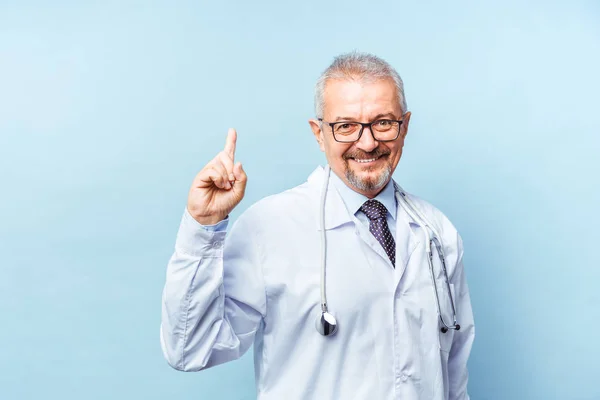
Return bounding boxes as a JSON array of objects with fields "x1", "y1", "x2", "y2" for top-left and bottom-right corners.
[{"x1": 328, "y1": 167, "x2": 397, "y2": 220}]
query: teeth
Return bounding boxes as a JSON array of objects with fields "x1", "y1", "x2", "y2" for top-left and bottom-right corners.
[{"x1": 355, "y1": 158, "x2": 377, "y2": 163}]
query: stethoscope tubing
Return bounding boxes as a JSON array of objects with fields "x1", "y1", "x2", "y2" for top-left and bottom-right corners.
[{"x1": 317, "y1": 165, "x2": 460, "y2": 337}]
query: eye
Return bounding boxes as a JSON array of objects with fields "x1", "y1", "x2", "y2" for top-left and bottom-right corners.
[
  {"x1": 372, "y1": 119, "x2": 398, "y2": 133},
  {"x1": 334, "y1": 122, "x2": 359, "y2": 135}
]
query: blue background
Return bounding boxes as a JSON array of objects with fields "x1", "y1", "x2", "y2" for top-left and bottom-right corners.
[{"x1": 1, "y1": 1, "x2": 599, "y2": 399}]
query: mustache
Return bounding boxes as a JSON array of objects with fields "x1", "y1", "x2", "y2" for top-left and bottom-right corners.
[{"x1": 343, "y1": 147, "x2": 390, "y2": 160}]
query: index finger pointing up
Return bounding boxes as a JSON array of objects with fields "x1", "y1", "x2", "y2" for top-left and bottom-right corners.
[{"x1": 224, "y1": 128, "x2": 237, "y2": 160}]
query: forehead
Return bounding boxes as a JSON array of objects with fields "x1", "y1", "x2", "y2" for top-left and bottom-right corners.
[{"x1": 322, "y1": 77, "x2": 400, "y2": 119}]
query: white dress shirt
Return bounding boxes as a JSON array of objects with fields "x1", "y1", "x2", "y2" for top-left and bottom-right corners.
[{"x1": 328, "y1": 168, "x2": 398, "y2": 238}]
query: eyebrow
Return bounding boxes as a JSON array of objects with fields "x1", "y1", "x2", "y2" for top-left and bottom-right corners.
[{"x1": 333, "y1": 112, "x2": 398, "y2": 122}]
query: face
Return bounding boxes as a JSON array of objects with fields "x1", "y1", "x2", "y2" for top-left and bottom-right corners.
[{"x1": 309, "y1": 78, "x2": 411, "y2": 198}]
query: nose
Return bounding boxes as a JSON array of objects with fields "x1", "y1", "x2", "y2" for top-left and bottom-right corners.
[{"x1": 355, "y1": 126, "x2": 378, "y2": 152}]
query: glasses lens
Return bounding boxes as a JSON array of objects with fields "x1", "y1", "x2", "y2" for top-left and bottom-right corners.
[
  {"x1": 333, "y1": 122, "x2": 361, "y2": 142},
  {"x1": 372, "y1": 120, "x2": 400, "y2": 141}
]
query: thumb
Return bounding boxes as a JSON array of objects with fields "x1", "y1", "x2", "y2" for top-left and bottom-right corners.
[{"x1": 233, "y1": 162, "x2": 247, "y2": 191}]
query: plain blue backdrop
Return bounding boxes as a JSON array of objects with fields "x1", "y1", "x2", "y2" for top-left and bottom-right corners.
[{"x1": 1, "y1": 1, "x2": 599, "y2": 399}]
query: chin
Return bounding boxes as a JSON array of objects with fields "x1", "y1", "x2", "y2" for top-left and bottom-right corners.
[{"x1": 346, "y1": 167, "x2": 391, "y2": 194}]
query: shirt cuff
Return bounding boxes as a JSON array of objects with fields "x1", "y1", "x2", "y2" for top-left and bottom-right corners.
[
  {"x1": 201, "y1": 216, "x2": 229, "y2": 232},
  {"x1": 175, "y1": 208, "x2": 229, "y2": 257}
]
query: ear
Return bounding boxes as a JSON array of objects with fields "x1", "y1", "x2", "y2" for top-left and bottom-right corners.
[
  {"x1": 308, "y1": 119, "x2": 325, "y2": 152},
  {"x1": 400, "y1": 111, "x2": 411, "y2": 139}
]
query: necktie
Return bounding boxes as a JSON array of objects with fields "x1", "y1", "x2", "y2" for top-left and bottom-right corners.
[{"x1": 360, "y1": 199, "x2": 396, "y2": 267}]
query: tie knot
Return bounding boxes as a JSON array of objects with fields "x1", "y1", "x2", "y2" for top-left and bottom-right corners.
[{"x1": 360, "y1": 199, "x2": 388, "y2": 221}]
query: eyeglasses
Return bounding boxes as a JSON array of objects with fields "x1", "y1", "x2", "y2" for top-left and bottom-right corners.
[{"x1": 318, "y1": 116, "x2": 406, "y2": 143}]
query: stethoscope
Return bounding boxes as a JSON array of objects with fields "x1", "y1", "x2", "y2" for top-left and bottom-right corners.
[{"x1": 316, "y1": 165, "x2": 461, "y2": 337}]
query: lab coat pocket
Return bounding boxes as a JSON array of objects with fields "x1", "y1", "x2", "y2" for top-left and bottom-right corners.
[{"x1": 438, "y1": 283, "x2": 455, "y2": 353}]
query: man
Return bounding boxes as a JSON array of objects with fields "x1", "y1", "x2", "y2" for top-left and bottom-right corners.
[{"x1": 160, "y1": 52, "x2": 475, "y2": 399}]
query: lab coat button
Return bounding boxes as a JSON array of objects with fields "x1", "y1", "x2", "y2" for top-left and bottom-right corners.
[
  {"x1": 213, "y1": 241, "x2": 223, "y2": 249},
  {"x1": 401, "y1": 373, "x2": 409, "y2": 382}
]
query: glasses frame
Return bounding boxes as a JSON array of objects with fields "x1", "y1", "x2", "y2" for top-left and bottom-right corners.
[{"x1": 318, "y1": 114, "x2": 407, "y2": 143}]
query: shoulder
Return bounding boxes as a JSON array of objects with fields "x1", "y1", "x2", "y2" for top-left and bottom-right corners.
[
  {"x1": 403, "y1": 192, "x2": 454, "y2": 231},
  {"x1": 235, "y1": 179, "x2": 319, "y2": 228}
]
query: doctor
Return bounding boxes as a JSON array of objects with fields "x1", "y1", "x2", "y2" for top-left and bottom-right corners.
[{"x1": 161, "y1": 52, "x2": 475, "y2": 399}]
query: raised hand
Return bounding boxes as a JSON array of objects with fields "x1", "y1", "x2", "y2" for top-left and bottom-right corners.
[{"x1": 187, "y1": 128, "x2": 247, "y2": 225}]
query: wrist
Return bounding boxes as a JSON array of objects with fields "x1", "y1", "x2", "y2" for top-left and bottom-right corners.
[{"x1": 187, "y1": 207, "x2": 227, "y2": 226}]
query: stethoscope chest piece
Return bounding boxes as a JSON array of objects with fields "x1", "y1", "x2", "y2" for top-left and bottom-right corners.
[{"x1": 316, "y1": 311, "x2": 338, "y2": 336}]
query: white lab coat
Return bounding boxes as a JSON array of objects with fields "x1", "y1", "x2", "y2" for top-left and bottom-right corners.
[{"x1": 161, "y1": 166, "x2": 475, "y2": 399}]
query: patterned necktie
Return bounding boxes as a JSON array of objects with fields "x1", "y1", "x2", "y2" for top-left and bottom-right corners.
[{"x1": 360, "y1": 199, "x2": 396, "y2": 267}]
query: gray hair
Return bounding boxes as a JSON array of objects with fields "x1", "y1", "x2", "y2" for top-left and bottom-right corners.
[{"x1": 314, "y1": 52, "x2": 407, "y2": 119}]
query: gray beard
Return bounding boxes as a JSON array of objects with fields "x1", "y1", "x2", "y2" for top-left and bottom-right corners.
[{"x1": 345, "y1": 164, "x2": 392, "y2": 193}]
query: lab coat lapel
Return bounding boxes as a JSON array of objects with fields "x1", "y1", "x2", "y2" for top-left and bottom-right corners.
[
  {"x1": 309, "y1": 167, "x2": 419, "y2": 276},
  {"x1": 394, "y1": 191, "x2": 420, "y2": 282},
  {"x1": 311, "y1": 166, "x2": 393, "y2": 273},
  {"x1": 353, "y1": 219, "x2": 395, "y2": 269}
]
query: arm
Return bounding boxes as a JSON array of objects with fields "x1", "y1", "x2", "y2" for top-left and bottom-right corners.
[
  {"x1": 448, "y1": 235, "x2": 475, "y2": 400},
  {"x1": 160, "y1": 208, "x2": 266, "y2": 371}
]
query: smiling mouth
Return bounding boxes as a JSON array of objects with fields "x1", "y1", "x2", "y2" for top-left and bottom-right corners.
[
  {"x1": 354, "y1": 157, "x2": 378, "y2": 163},
  {"x1": 349, "y1": 154, "x2": 388, "y2": 164}
]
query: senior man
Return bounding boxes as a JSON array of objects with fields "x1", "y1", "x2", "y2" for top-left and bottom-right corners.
[{"x1": 161, "y1": 52, "x2": 475, "y2": 399}]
